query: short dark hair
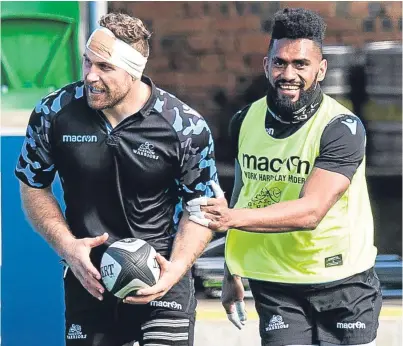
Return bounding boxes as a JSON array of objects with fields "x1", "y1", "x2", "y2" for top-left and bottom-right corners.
[{"x1": 268, "y1": 8, "x2": 326, "y2": 53}]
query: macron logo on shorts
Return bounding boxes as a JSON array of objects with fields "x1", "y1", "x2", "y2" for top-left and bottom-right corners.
[
  {"x1": 67, "y1": 324, "x2": 87, "y2": 339},
  {"x1": 337, "y1": 321, "x2": 366, "y2": 329},
  {"x1": 150, "y1": 300, "x2": 182, "y2": 310}
]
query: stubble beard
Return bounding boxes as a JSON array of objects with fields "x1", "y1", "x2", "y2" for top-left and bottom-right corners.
[{"x1": 86, "y1": 86, "x2": 131, "y2": 111}]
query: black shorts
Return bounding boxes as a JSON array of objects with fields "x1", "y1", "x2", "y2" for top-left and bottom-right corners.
[
  {"x1": 249, "y1": 267, "x2": 382, "y2": 346},
  {"x1": 64, "y1": 268, "x2": 197, "y2": 346}
]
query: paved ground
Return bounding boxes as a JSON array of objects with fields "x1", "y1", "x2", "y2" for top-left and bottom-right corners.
[
  {"x1": 193, "y1": 298, "x2": 402, "y2": 346},
  {"x1": 129, "y1": 298, "x2": 401, "y2": 345}
]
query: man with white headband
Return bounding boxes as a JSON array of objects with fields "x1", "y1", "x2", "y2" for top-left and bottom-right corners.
[
  {"x1": 16, "y1": 12, "x2": 219, "y2": 346},
  {"x1": 86, "y1": 26, "x2": 148, "y2": 80}
]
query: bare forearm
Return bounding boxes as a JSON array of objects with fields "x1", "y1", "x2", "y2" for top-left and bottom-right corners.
[
  {"x1": 230, "y1": 197, "x2": 320, "y2": 233},
  {"x1": 170, "y1": 211, "x2": 214, "y2": 276},
  {"x1": 20, "y1": 183, "x2": 75, "y2": 258}
]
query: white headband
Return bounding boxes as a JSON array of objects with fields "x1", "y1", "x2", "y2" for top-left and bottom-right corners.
[{"x1": 85, "y1": 27, "x2": 148, "y2": 79}]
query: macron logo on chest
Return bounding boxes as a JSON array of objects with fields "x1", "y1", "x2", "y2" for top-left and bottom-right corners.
[{"x1": 62, "y1": 134, "x2": 98, "y2": 143}]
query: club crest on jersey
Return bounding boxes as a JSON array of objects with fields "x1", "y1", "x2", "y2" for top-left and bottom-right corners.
[{"x1": 133, "y1": 142, "x2": 159, "y2": 160}]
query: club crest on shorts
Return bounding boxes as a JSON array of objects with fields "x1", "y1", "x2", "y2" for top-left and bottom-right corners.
[
  {"x1": 66, "y1": 324, "x2": 87, "y2": 340},
  {"x1": 265, "y1": 315, "x2": 289, "y2": 332}
]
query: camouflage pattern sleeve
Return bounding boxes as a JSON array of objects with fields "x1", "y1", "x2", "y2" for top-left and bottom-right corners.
[
  {"x1": 154, "y1": 87, "x2": 220, "y2": 204},
  {"x1": 15, "y1": 99, "x2": 57, "y2": 188},
  {"x1": 178, "y1": 116, "x2": 219, "y2": 203}
]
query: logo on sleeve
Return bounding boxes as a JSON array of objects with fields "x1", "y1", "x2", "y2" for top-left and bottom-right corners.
[{"x1": 341, "y1": 118, "x2": 357, "y2": 135}]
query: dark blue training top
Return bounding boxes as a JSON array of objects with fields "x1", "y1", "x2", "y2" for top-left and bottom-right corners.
[{"x1": 15, "y1": 76, "x2": 218, "y2": 263}]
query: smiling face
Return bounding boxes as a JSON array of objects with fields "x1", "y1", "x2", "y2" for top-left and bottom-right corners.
[
  {"x1": 264, "y1": 38, "x2": 327, "y2": 113},
  {"x1": 82, "y1": 49, "x2": 134, "y2": 110}
]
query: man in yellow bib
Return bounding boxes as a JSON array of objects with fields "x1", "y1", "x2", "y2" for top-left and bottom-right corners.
[{"x1": 187, "y1": 8, "x2": 381, "y2": 346}]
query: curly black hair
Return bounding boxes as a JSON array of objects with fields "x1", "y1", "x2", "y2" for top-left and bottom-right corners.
[{"x1": 268, "y1": 8, "x2": 326, "y2": 53}]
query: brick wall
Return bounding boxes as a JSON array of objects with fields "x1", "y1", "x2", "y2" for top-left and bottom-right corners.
[
  {"x1": 109, "y1": 1, "x2": 401, "y2": 151},
  {"x1": 108, "y1": 2, "x2": 402, "y2": 254}
]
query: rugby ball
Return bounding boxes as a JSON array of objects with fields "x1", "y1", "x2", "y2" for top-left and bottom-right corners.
[{"x1": 100, "y1": 238, "x2": 160, "y2": 298}]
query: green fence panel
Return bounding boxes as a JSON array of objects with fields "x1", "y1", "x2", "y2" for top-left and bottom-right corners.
[{"x1": 1, "y1": 1, "x2": 82, "y2": 109}]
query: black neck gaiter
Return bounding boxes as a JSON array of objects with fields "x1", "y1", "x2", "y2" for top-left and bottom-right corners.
[{"x1": 266, "y1": 83, "x2": 324, "y2": 124}]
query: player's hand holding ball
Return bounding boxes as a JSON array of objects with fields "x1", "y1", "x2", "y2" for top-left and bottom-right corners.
[
  {"x1": 63, "y1": 232, "x2": 110, "y2": 301},
  {"x1": 122, "y1": 251, "x2": 177, "y2": 305},
  {"x1": 100, "y1": 238, "x2": 181, "y2": 305}
]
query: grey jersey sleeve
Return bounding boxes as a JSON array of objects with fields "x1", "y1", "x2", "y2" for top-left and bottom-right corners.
[
  {"x1": 314, "y1": 114, "x2": 366, "y2": 180},
  {"x1": 228, "y1": 106, "x2": 251, "y2": 208},
  {"x1": 230, "y1": 159, "x2": 243, "y2": 208},
  {"x1": 228, "y1": 105, "x2": 251, "y2": 159}
]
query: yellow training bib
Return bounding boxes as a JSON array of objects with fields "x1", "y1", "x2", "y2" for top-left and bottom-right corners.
[{"x1": 226, "y1": 95, "x2": 377, "y2": 284}]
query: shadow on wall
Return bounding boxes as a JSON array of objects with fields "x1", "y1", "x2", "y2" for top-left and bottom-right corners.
[{"x1": 213, "y1": 74, "x2": 268, "y2": 162}]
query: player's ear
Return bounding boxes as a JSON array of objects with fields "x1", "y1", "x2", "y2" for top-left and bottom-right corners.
[
  {"x1": 263, "y1": 57, "x2": 270, "y2": 79},
  {"x1": 317, "y1": 58, "x2": 327, "y2": 82}
]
